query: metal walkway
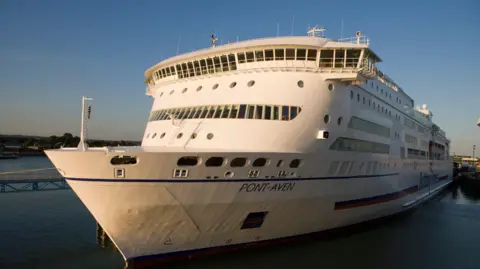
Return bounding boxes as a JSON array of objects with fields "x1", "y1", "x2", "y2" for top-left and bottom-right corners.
[{"x1": 0, "y1": 168, "x2": 69, "y2": 193}]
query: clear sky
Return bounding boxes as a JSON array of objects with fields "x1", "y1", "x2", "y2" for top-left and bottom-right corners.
[{"x1": 0, "y1": 0, "x2": 479, "y2": 154}]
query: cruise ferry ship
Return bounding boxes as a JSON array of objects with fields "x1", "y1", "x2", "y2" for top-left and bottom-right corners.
[{"x1": 45, "y1": 27, "x2": 453, "y2": 268}]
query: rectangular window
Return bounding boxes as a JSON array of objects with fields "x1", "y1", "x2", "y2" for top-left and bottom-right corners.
[
  {"x1": 194, "y1": 61, "x2": 201, "y2": 76},
  {"x1": 176, "y1": 64, "x2": 183, "y2": 78},
  {"x1": 238, "y1": 105, "x2": 247, "y2": 119},
  {"x1": 181, "y1": 63, "x2": 189, "y2": 77},
  {"x1": 274, "y1": 49, "x2": 284, "y2": 60},
  {"x1": 221, "y1": 55, "x2": 229, "y2": 71},
  {"x1": 228, "y1": 54, "x2": 237, "y2": 70},
  {"x1": 329, "y1": 137, "x2": 390, "y2": 154},
  {"x1": 170, "y1": 66, "x2": 176, "y2": 75},
  {"x1": 307, "y1": 49, "x2": 317, "y2": 61},
  {"x1": 285, "y1": 48, "x2": 295, "y2": 60},
  {"x1": 255, "y1": 105, "x2": 263, "y2": 119},
  {"x1": 290, "y1": 106, "x2": 298, "y2": 119},
  {"x1": 335, "y1": 49, "x2": 345, "y2": 68},
  {"x1": 255, "y1": 50, "x2": 264, "y2": 61},
  {"x1": 230, "y1": 105, "x2": 239, "y2": 118},
  {"x1": 296, "y1": 49, "x2": 306, "y2": 60},
  {"x1": 346, "y1": 49, "x2": 361, "y2": 67},
  {"x1": 214, "y1": 105, "x2": 223, "y2": 118},
  {"x1": 222, "y1": 105, "x2": 230, "y2": 118},
  {"x1": 273, "y1": 106, "x2": 280, "y2": 120},
  {"x1": 187, "y1": 62, "x2": 194, "y2": 77},
  {"x1": 207, "y1": 106, "x2": 215, "y2": 118},
  {"x1": 165, "y1": 67, "x2": 171, "y2": 76},
  {"x1": 264, "y1": 105, "x2": 272, "y2": 120},
  {"x1": 206, "y1": 58, "x2": 214, "y2": 73},
  {"x1": 265, "y1": 49, "x2": 274, "y2": 61},
  {"x1": 193, "y1": 107, "x2": 203, "y2": 119},
  {"x1": 213, "y1": 57, "x2": 221, "y2": 72},
  {"x1": 161, "y1": 69, "x2": 167, "y2": 77},
  {"x1": 199, "y1": 107, "x2": 209, "y2": 118},
  {"x1": 200, "y1": 59, "x2": 207, "y2": 74},
  {"x1": 246, "y1": 51, "x2": 254, "y2": 63},
  {"x1": 237, "y1": 52, "x2": 246, "y2": 63},
  {"x1": 177, "y1": 108, "x2": 186, "y2": 119},
  {"x1": 348, "y1": 116, "x2": 390, "y2": 138},
  {"x1": 282, "y1": 106, "x2": 289, "y2": 120},
  {"x1": 247, "y1": 105, "x2": 255, "y2": 119}
]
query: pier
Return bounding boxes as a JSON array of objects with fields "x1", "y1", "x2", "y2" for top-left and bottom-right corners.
[{"x1": 0, "y1": 168, "x2": 69, "y2": 193}]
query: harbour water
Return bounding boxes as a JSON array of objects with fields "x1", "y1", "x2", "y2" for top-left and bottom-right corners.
[{"x1": 1, "y1": 157, "x2": 479, "y2": 269}]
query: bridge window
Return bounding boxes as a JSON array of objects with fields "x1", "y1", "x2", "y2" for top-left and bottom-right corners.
[
  {"x1": 291, "y1": 107, "x2": 298, "y2": 120},
  {"x1": 275, "y1": 49, "x2": 285, "y2": 60},
  {"x1": 319, "y1": 49, "x2": 333, "y2": 67},
  {"x1": 237, "y1": 52, "x2": 246, "y2": 63},
  {"x1": 206, "y1": 58, "x2": 214, "y2": 73},
  {"x1": 335, "y1": 49, "x2": 345, "y2": 68},
  {"x1": 282, "y1": 106, "x2": 289, "y2": 120},
  {"x1": 265, "y1": 49, "x2": 274, "y2": 61},
  {"x1": 286, "y1": 48, "x2": 295, "y2": 60},
  {"x1": 194, "y1": 61, "x2": 201, "y2": 75},
  {"x1": 296, "y1": 49, "x2": 306, "y2": 60},
  {"x1": 255, "y1": 105, "x2": 263, "y2": 119},
  {"x1": 228, "y1": 54, "x2": 237, "y2": 70},
  {"x1": 246, "y1": 51, "x2": 254, "y2": 63},
  {"x1": 307, "y1": 49, "x2": 317, "y2": 61},
  {"x1": 255, "y1": 50, "x2": 264, "y2": 61},
  {"x1": 346, "y1": 49, "x2": 361, "y2": 67},
  {"x1": 264, "y1": 106, "x2": 272, "y2": 120},
  {"x1": 238, "y1": 105, "x2": 247, "y2": 118},
  {"x1": 221, "y1": 55, "x2": 229, "y2": 71},
  {"x1": 213, "y1": 57, "x2": 221, "y2": 72},
  {"x1": 273, "y1": 106, "x2": 280, "y2": 120}
]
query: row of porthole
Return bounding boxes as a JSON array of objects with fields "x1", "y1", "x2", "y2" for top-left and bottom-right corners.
[
  {"x1": 177, "y1": 156, "x2": 303, "y2": 168},
  {"x1": 147, "y1": 132, "x2": 214, "y2": 140},
  {"x1": 350, "y1": 90, "x2": 401, "y2": 121},
  {"x1": 159, "y1": 80, "x2": 256, "y2": 97},
  {"x1": 297, "y1": 80, "x2": 335, "y2": 92}
]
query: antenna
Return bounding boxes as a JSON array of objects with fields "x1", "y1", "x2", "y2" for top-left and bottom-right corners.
[
  {"x1": 176, "y1": 35, "x2": 181, "y2": 55},
  {"x1": 307, "y1": 25, "x2": 326, "y2": 37},
  {"x1": 290, "y1": 15, "x2": 295, "y2": 36}
]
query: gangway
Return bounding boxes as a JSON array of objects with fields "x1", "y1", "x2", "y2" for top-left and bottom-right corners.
[{"x1": 0, "y1": 168, "x2": 69, "y2": 193}]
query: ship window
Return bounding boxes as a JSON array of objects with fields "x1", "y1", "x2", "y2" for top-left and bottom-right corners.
[
  {"x1": 290, "y1": 159, "x2": 302, "y2": 168},
  {"x1": 357, "y1": 93, "x2": 360, "y2": 102},
  {"x1": 205, "y1": 157, "x2": 224, "y2": 167},
  {"x1": 182, "y1": 88, "x2": 188, "y2": 93},
  {"x1": 177, "y1": 157, "x2": 199, "y2": 166},
  {"x1": 206, "y1": 58, "x2": 214, "y2": 73},
  {"x1": 255, "y1": 105, "x2": 263, "y2": 119},
  {"x1": 237, "y1": 52, "x2": 246, "y2": 63},
  {"x1": 187, "y1": 108, "x2": 196, "y2": 119},
  {"x1": 264, "y1": 106, "x2": 272, "y2": 120},
  {"x1": 230, "y1": 82, "x2": 237, "y2": 88},
  {"x1": 177, "y1": 133, "x2": 183, "y2": 139},
  {"x1": 194, "y1": 61, "x2": 201, "y2": 76},
  {"x1": 334, "y1": 49, "x2": 345, "y2": 68},
  {"x1": 273, "y1": 106, "x2": 280, "y2": 120},
  {"x1": 296, "y1": 49, "x2": 306, "y2": 60},
  {"x1": 377, "y1": 104, "x2": 380, "y2": 111},
  {"x1": 230, "y1": 157, "x2": 247, "y2": 167},
  {"x1": 346, "y1": 49, "x2": 361, "y2": 67},
  {"x1": 246, "y1": 51, "x2": 254, "y2": 63},
  {"x1": 199, "y1": 107, "x2": 209, "y2": 118},
  {"x1": 265, "y1": 49, "x2": 274, "y2": 61},
  {"x1": 110, "y1": 156, "x2": 137, "y2": 165},
  {"x1": 290, "y1": 106, "x2": 298, "y2": 120},
  {"x1": 191, "y1": 133, "x2": 197, "y2": 139},
  {"x1": 275, "y1": 49, "x2": 284, "y2": 60},
  {"x1": 165, "y1": 68, "x2": 171, "y2": 76},
  {"x1": 177, "y1": 108, "x2": 186, "y2": 119},
  {"x1": 170, "y1": 66, "x2": 175, "y2": 76},
  {"x1": 228, "y1": 54, "x2": 237, "y2": 70},
  {"x1": 319, "y1": 49, "x2": 334, "y2": 67},
  {"x1": 161, "y1": 69, "x2": 166, "y2": 77},
  {"x1": 207, "y1": 106, "x2": 215, "y2": 118},
  {"x1": 298, "y1": 80, "x2": 304, "y2": 88},
  {"x1": 181, "y1": 63, "x2": 188, "y2": 77},
  {"x1": 222, "y1": 105, "x2": 230, "y2": 118},
  {"x1": 238, "y1": 105, "x2": 247, "y2": 118},
  {"x1": 212, "y1": 83, "x2": 219, "y2": 90},
  {"x1": 229, "y1": 105, "x2": 239, "y2": 118},
  {"x1": 207, "y1": 133, "x2": 214, "y2": 140},
  {"x1": 213, "y1": 57, "x2": 221, "y2": 72},
  {"x1": 329, "y1": 137, "x2": 390, "y2": 154},
  {"x1": 245, "y1": 105, "x2": 253, "y2": 119},
  {"x1": 307, "y1": 49, "x2": 317, "y2": 61},
  {"x1": 286, "y1": 48, "x2": 295, "y2": 60},
  {"x1": 255, "y1": 50, "x2": 264, "y2": 61},
  {"x1": 328, "y1": 83, "x2": 334, "y2": 91},
  {"x1": 253, "y1": 158, "x2": 267, "y2": 167},
  {"x1": 169, "y1": 90, "x2": 174, "y2": 95},
  {"x1": 175, "y1": 64, "x2": 182, "y2": 78},
  {"x1": 363, "y1": 97, "x2": 366, "y2": 104},
  {"x1": 196, "y1": 86, "x2": 202, "y2": 92},
  {"x1": 221, "y1": 55, "x2": 229, "y2": 71},
  {"x1": 381, "y1": 89, "x2": 384, "y2": 94},
  {"x1": 276, "y1": 160, "x2": 284, "y2": 167},
  {"x1": 152, "y1": 133, "x2": 157, "y2": 138},
  {"x1": 214, "y1": 106, "x2": 223, "y2": 118},
  {"x1": 350, "y1": 90, "x2": 354, "y2": 99},
  {"x1": 160, "y1": 132, "x2": 166, "y2": 138},
  {"x1": 247, "y1": 80, "x2": 255, "y2": 87},
  {"x1": 381, "y1": 107, "x2": 384, "y2": 113},
  {"x1": 337, "y1": 116, "x2": 343, "y2": 125},
  {"x1": 282, "y1": 106, "x2": 289, "y2": 120},
  {"x1": 187, "y1": 62, "x2": 194, "y2": 77},
  {"x1": 324, "y1": 114, "x2": 330, "y2": 124}
]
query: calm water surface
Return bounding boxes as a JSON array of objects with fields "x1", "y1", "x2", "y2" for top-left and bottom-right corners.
[{"x1": 0, "y1": 157, "x2": 479, "y2": 269}]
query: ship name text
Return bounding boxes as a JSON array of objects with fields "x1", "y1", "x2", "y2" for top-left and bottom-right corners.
[{"x1": 238, "y1": 182, "x2": 295, "y2": 193}]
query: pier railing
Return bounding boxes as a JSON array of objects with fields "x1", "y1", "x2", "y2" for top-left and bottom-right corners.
[{"x1": 0, "y1": 168, "x2": 68, "y2": 193}]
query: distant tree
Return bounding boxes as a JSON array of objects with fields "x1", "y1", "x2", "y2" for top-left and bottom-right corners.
[
  {"x1": 50, "y1": 135, "x2": 57, "y2": 148},
  {"x1": 62, "y1": 133, "x2": 73, "y2": 147},
  {"x1": 23, "y1": 139, "x2": 34, "y2": 148}
]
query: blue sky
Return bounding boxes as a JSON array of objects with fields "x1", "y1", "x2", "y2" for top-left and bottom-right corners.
[{"x1": 0, "y1": 0, "x2": 478, "y2": 154}]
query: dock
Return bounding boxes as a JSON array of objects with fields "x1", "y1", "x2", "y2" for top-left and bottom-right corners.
[{"x1": 0, "y1": 168, "x2": 69, "y2": 193}]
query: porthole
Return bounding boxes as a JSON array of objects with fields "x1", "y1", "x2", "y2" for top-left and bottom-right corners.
[
  {"x1": 247, "y1": 80, "x2": 255, "y2": 87},
  {"x1": 191, "y1": 133, "x2": 197, "y2": 139},
  {"x1": 196, "y1": 86, "x2": 202, "y2": 92},
  {"x1": 182, "y1": 88, "x2": 188, "y2": 93},
  {"x1": 224, "y1": 171, "x2": 234, "y2": 178},
  {"x1": 160, "y1": 132, "x2": 166, "y2": 138},
  {"x1": 212, "y1": 84, "x2": 219, "y2": 90},
  {"x1": 276, "y1": 160, "x2": 284, "y2": 167},
  {"x1": 297, "y1": 80, "x2": 304, "y2": 88},
  {"x1": 337, "y1": 117, "x2": 342, "y2": 125},
  {"x1": 230, "y1": 82, "x2": 237, "y2": 88},
  {"x1": 350, "y1": 90, "x2": 353, "y2": 99},
  {"x1": 177, "y1": 133, "x2": 183, "y2": 139},
  {"x1": 110, "y1": 156, "x2": 137, "y2": 165},
  {"x1": 169, "y1": 90, "x2": 174, "y2": 95},
  {"x1": 207, "y1": 133, "x2": 214, "y2": 140},
  {"x1": 177, "y1": 156, "x2": 199, "y2": 166},
  {"x1": 328, "y1": 83, "x2": 334, "y2": 91},
  {"x1": 324, "y1": 114, "x2": 330, "y2": 124},
  {"x1": 160, "y1": 92, "x2": 164, "y2": 97},
  {"x1": 230, "y1": 157, "x2": 247, "y2": 167},
  {"x1": 146, "y1": 133, "x2": 150, "y2": 138},
  {"x1": 152, "y1": 133, "x2": 157, "y2": 138},
  {"x1": 290, "y1": 159, "x2": 303, "y2": 168},
  {"x1": 253, "y1": 158, "x2": 268, "y2": 167},
  {"x1": 205, "y1": 157, "x2": 224, "y2": 167}
]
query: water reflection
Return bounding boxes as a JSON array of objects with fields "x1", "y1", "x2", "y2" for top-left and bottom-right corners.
[{"x1": 447, "y1": 179, "x2": 480, "y2": 205}]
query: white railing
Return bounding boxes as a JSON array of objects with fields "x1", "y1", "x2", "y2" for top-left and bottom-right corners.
[{"x1": 337, "y1": 36, "x2": 370, "y2": 45}]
